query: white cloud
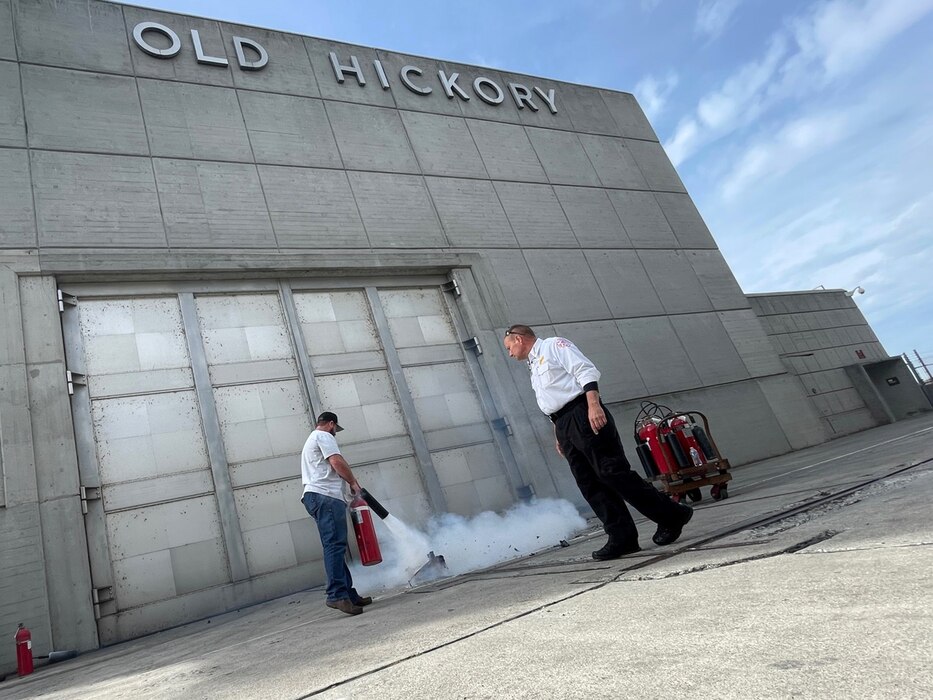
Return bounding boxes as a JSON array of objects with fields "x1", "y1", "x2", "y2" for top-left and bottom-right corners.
[
  {"x1": 789, "y1": 0, "x2": 933, "y2": 81},
  {"x1": 696, "y1": 0, "x2": 743, "y2": 40},
  {"x1": 634, "y1": 71, "x2": 679, "y2": 120},
  {"x1": 664, "y1": 0, "x2": 933, "y2": 166},
  {"x1": 666, "y1": 37, "x2": 787, "y2": 165},
  {"x1": 720, "y1": 110, "x2": 851, "y2": 200}
]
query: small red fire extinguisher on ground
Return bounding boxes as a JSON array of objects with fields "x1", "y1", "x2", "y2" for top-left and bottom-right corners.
[
  {"x1": 15, "y1": 623, "x2": 33, "y2": 676},
  {"x1": 349, "y1": 494, "x2": 382, "y2": 566}
]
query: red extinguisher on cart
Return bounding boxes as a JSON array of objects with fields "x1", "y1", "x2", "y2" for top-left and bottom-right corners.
[
  {"x1": 15, "y1": 623, "x2": 33, "y2": 676},
  {"x1": 636, "y1": 418, "x2": 674, "y2": 475},
  {"x1": 349, "y1": 494, "x2": 383, "y2": 566}
]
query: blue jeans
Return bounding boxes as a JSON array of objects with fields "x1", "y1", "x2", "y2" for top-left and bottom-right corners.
[{"x1": 301, "y1": 491, "x2": 361, "y2": 603}]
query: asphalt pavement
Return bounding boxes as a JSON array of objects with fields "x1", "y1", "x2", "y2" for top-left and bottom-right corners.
[{"x1": 2, "y1": 414, "x2": 931, "y2": 699}]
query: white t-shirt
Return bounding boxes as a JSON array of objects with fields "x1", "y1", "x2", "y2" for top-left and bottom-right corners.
[{"x1": 300, "y1": 429, "x2": 347, "y2": 501}]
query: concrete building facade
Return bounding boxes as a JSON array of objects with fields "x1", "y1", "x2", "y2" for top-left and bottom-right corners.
[
  {"x1": 0, "y1": 0, "x2": 859, "y2": 671},
  {"x1": 749, "y1": 291, "x2": 931, "y2": 436}
]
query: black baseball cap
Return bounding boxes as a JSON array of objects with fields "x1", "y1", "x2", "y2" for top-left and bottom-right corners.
[{"x1": 316, "y1": 411, "x2": 344, "y2": 432}]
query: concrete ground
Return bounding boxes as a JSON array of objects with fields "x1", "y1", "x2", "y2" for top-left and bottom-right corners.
[{"x1": 3, "y1": 415, "x2": 932, "y2": 699}]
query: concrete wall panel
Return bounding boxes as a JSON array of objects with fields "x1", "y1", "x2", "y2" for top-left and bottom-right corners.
[
  {"x1": 0, "y1": 60, "x2": 25, "y2": 146},
  {"x1": 23, "y1": 65, "x2": 147, "y2": 155},
  {"x1": 467, "y1": 119, "x2": 547, "y2": 183},
  {"x1": 599, "y1": 90, "x2": 657, "y2": 141},
  {"x1": 656, "y1": 192, "x2": 716, "y2": 248},
  {"x1": 139, "y1": 79, "x2": 252, "y2": 162},
  {"x1": 579, "y1": 134, "x2": 648, "y2": 190},
  {"x1": 0, "y1": 503, "x2": 52, "y2": 671},
  {"x1": 32, "y1": 151, "x2": 166, "y2": 247},
  {"x1": 494, "y1": 181, "x2": 576, "y2": 247},
  {"x1": 561, "y1": 84, "x2": 619, "y2": 136},
  {"x1": 258, "y1": 165, "x2": 367, "y2": 248},
  {"x1": 525, "y1": 249, "x2": 611, "y2": 323},
  {"x1": 13, "y1": 0, "x2": 132, "y2": 73},
  {"x1": 153, "y1": 159, "x2": 274, "y2": 247},
  {"x1": 38, "y1": 497, "x2": 97, "y2": 653},
  {"x1": 219, "y1": 23, "x2": 319, "y2": 97},
  {"x1": 425, "y1": 177, "x2": 517, "y2": 248},
  {"x1": 608, "y1": 191, "x2": 678, "y2": 248},
  {"x1": 239, "y1": 92, "x2": 342, "y2": 168},
  {"x1": 555, "y1": 186, "x2": 630, "y2": 248},
  {"x1": 123, "y1": 8, "x2": 234, "y2": 87},
  {"x1": 0, "y1": 0, "x2": 13, "y2": 60},
  {"x1": 526, "y1": 127, "x2": 600, "y2": 186},
  {"x1": 625, "y1": 139, "x2": 685, "y2": 192},
  {"x1": 552, "y1": 320, "x2": 647, "y2": 401},
  {"x1": 671, "y1": 312, "x2": 749, "y2": 385},
  {"x1": 757, "y1": 374, "x2": 831, "y2": 448},
  {"x1": 326, "y1": 101, "x2": 419, "y2": 173},
  {"x1": 505, "y1": 72, "x2": 575, "y2": 132},
  {"x1": 0, "y1": 148, "x2": 36, "y2": 247},
  {"x1": 616, "y1": 316, "x2": 701, "y2": 395},
  {"x1": 687, "y1": 250, "x2": 748, "y2": 310},
  {"x1": 304, "y1": 38, "x2": 396, "y2": 108},
  {"x1": 401, "y1": 111, "x2": 488, "y2": 178},
  {"x1": 481, "y1": 250, "x2": 548, "y2": 324},
  {"x1": 638, "y1": 250, "x2": 713, "y2": 314},
  {"x1": 347, "y1": 171, "x2": 446, "y2": 248},
  {"x1": 585, "y1": 250, "x2": 665, "y2": 319},
  {"x1": 375, "y1": 51, "x2": 460, "y2": 116},
  {"x1": 719, "y1": 309, "x2": 786, "y2": 378},
  {"x1": 444, "y1": 62, "x2": 521, "y2": 125},
  {"x1": 670, "y1": 382, "x2": 792, "y2": 464}
]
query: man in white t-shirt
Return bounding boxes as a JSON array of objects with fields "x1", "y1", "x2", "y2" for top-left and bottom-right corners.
[{"x1": 300, "y1": 411, "x2": 372, "y2": 616}]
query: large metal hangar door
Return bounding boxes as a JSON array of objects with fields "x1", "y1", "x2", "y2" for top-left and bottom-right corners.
[{"x1": 61, "y1": 276, "x2": 518, "y2": 643}]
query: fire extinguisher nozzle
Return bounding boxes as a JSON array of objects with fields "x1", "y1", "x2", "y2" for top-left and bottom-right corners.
[{"x1": 360, "y1": 488, "x2": 390, "y2": 520}]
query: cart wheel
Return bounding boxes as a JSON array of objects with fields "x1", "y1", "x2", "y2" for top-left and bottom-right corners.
[
  {"x1": 671, "y1": 493, "x2": 682, "y2": 504},
  {"x1": 687, "y1": 488, "x2": 702, "y2": 502},
  {"x1": 711, "y1": 484, "x2": 722, "y2": 501},
  {"x1": 719, "y1": 485, "x2": 729, "y2": 500}
]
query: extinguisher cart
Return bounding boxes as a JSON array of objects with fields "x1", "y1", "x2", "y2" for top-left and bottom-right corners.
[{"x1": 633, "y1": 402, "x2": 732, "y2": 503}]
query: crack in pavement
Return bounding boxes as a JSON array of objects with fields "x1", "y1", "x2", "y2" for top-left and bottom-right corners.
[{"x1": 621, "y1": 530, "x2": 841, "y2": 581}]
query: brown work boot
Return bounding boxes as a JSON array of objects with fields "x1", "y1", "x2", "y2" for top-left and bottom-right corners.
[
  {"x1": 326, "y1": 598, "x2": 363, "y2": 615},
  {"x1": 353, "y1": 596, "x2": 373, "y2": 606}
]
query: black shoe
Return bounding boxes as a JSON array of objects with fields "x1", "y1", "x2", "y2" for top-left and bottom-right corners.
[
  {"x1": 653, "y1": 505, "x2": 694, "y2": 546},
  {"x1": 592, "y1": 540, "x2": 641, "y2": 561},
  {"x1": 326, "y1": 599, "x2": 363, "y2": 615},
  {"x1": 353, "y1": 596, "x2": 373, "y2": 607}
]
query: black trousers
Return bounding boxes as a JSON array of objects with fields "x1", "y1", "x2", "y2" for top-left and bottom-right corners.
[{"x1": 555, "y1": 399, "x2": 681, "y2": 546}]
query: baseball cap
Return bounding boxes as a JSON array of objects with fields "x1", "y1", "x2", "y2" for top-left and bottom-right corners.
[{"x1": 316, "y1": 411, "x2": 344, "y2": 432}]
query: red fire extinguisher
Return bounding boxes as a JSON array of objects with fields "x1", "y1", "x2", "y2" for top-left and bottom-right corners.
[
  {"x1": 636, "y1": 418, "x2": 675, "y2": 475},
  {"x1": 15, "y1": 623, "x2": 33, "y2": 677},
  {"x1": 349, "y1": 494, "x2": 382, "y2": 566},
  {"x1": 670, "y1": 414, "x2": 705, "y2": 466}
]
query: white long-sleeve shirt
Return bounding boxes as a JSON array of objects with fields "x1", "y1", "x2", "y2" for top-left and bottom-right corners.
[{"x1": 527, "y1": 337, "x2": 601, "y2": 415}]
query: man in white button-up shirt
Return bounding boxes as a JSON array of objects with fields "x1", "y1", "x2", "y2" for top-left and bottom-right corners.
[{"x1": 504, "y1": 324, "x2": 693, "y2": 559}]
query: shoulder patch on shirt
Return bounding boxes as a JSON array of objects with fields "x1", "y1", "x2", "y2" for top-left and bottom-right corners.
[{"x1": 555, "y1": 338, "x2": 573, "y2": 349}]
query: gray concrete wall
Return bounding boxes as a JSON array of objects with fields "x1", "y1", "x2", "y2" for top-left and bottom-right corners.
[
  {"x1": 748, "y1": 291, "x2": 889, "y2": 437},
  {"x1": 0, "y1": 0, "x2": 830, "y2": 667},
  {"x1": 863, "y1": 359, "x2": 932, "y2": 420}
]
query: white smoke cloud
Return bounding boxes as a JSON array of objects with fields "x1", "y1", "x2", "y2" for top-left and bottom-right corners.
[{"x1": 348, "y1": 498, "x2": 587, "y2": 593}]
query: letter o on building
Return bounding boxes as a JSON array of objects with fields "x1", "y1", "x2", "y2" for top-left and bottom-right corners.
[
  {"x1": 133, "y1": 22, "x2": 182, "y2": 58},
  {"x1": 473, "y1": 77, "x2": 504, "y2": 105}
]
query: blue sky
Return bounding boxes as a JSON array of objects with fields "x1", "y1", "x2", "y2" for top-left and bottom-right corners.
[{"x1": 125, "y1": 0, "x2": 933, "y2": 358}]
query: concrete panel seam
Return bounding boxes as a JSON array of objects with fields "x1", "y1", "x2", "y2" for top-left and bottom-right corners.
[
  {"x1": 15, "y1": 61, "x2": 39, "y2": 247},
  {"x1": 129, "y1": 75, "x2": 171, "y2": 249},
  {"x1": 393, "y1": 111, "x2": 453, "y2": 249},
  {"x1": 232, "y1": 90, "x2": 281, "y2": 249}
]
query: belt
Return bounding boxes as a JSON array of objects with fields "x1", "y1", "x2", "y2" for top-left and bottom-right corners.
[{"x1": 549, "y1": 393, "x2": 587, "y2": 423}]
